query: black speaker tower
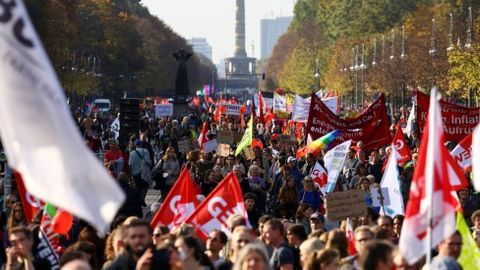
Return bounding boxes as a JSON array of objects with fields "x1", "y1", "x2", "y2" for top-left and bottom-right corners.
[{"x1": 119, "y1": 98, "x2": 140, "y2": 148}]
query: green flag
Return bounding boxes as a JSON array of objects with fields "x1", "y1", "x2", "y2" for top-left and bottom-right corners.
[
  {"x1": 457, "y1": 212, "x2": 480, "y2": 269},
  {"x1": 235, "y1": 116, "x2": 253, "y2": 156}
]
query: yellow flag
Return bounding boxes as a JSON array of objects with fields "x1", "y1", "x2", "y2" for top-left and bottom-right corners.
[
  {"x1": 235, "y1": 116, "x2": 253, "y2": 156},
  {"x1": 457, "y1": 212, "x2": 480, "y2": 269}
]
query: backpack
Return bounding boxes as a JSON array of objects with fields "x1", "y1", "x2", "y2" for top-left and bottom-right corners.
[{"x1": 135, "y1": 150, "x2": 151, "y2": 182}]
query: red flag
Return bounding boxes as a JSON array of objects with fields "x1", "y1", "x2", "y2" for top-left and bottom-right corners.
[
  {"x1": 192, "y1": 97, "x2": 201, "y2": 107},
  {"x1": 252, "y1": 138, "x2": 264, "y2": 150},
  {"x1": 346, "y1": 218, "x2": 357, "y2": 255},
  {"x1": 184, "y1": 172, "x2": 248, "y2": 241},
  {"x1": 444, "y1": 147, "x2": 469, "y2": 191},
  {"x1": 198, "y1": 122, "x2": 209, "y2": 149},
  {"x1": 213, "y1": 107, "x2": 221, "y2": 123},
  {"x1": 399, "y1": 89, "x2": 459, "y2": 265},
  {"x1": 150, "y1": 168, "x2": 201, "y2": 230},
  {"x1": 240, "y1": 105, "x2": 247, "y2": 128},
  {"x1": 392, "y1": 125, "x2": 412, "y2": 165},
  {"x1": 310, "y1": 162, "x2": 327, "y2": 192},
  {"x1": 258, "y1": 92, "x2": 266, "y2": 123},
  {"x1": 450, "y1": 133, "x2": 473, "y2": 171},
  {"x1": 265, "y1": 109, "x2": 275, "y2": 125},
  {"x1": 14, "y1": 171, "x2": 43, "y2": 223}
]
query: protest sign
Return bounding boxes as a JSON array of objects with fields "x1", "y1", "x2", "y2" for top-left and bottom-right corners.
[
  {"x1": 306, "y1": 93, "x2": 391, "y2": 150},
  {"x1": 203, "y1": 139, "x2": 218, "y2": 154},
  {"x1": 292, "y1": 95, "x2": 311, "y2": 123},
  {"x1": 220, "y1": 103, "x2": 242, "y2": 116},
  {"x1": 217, "y1": 143, "x2": 231, "y2": 157},
  {"x1": 286, "y1": 93, "x2": 295, "y2": 113},
  {"x1": 155, "y1": 104, "x2": 173, "y2": 117},
  {"x1": 325, "y1": 189, "x2": 367, "y2": 221},
  {"x1": 279, "y1": 135, "x2": 296, "y2": 148},
  {"x1": 274, "y1": 92, "x2": 287, "y2": 114},
  {"x1": 216, "y1": 130, "x2": 243, "y2": 145},
  {"x1": 243, "y1": 147, "x2": 255, "y2": 160},
  {"x1": 178, "y1": 138, "x2": 192, "y2": 153},
  {"x1": 416, "y1": 91, "x2": 480, "y2": 142}
]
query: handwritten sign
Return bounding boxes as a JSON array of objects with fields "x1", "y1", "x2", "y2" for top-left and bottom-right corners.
[
  {"x1": 216, "y1": 143, "x2": 231, "y2": 157},
  {"x1": 155, "y1": 104, "x2": 173, "y2": 117},
  {"x1": 243, "y1": 147, "x2": 255, "y2": 160},
  {"x1": 325, "y1": 189, "x2": 367, "y2": 221},
  {"x1": 203, "y1": 139, "x2": 218, "y2": 154},
  {"x1": 216, "y1": 130, "x2": 243, "y2": 145},
  {"x1": 178, "y1": 138, "x2": 192, "y2": 153}
]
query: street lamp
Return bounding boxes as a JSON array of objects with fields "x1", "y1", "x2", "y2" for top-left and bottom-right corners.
[
  {"x1": 429, "y1": 18, "x2": 437, "y2": 55},
  {"x1": 314, "y1": 58, "x2": 320, "y2": 92},
  {"x1": 390, "y1": 29, "x2": 396, "y2": 60},
  {"x1": 372, "y1": 38, "x2": 377, "y2": 66},
  {"x1": 359, "y1": 43, "x2": 367, "y2": 106},
  {"x1": 447, "y1": 13, "x2": 455, "y2": 51},
  {"x1": 465, "y1": 7, "x2": 473, "y2": 49}
]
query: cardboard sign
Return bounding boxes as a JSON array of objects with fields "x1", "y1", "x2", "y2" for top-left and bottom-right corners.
[
  {"x1": 216, "y1": 143, "x2": 231, "y2": 157},
  {"x1": 155, "y1": 104, "x2": 173, "y2": 117},
  {"x1": 178, "y1": 138, "x2": 192, "y2": 153},
  {"x1": 216, "y1": 130, "x2": 243, "y2": 145},
  {"x1": 325, "y1": 189, "x2": 367, "y2": 221},
  {"x1": 279, "y1": 135, "x2": 296, "y2": 148},
  {"x1": 203, "y1": 139, "x2": 218, "y2": 154},
  {"x1": 243, "y1": 147, "x2": 255, "y2": 160}
]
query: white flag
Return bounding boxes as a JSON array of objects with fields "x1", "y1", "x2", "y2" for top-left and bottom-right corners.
[
  {"x1": 324, "y1": 140, "x2": 351, "y2": 193},
  {"x1": 0, "y1": 0, "x2": 124, "y2": 234},
  {"x1": 379, "y1": 148, "x2": 404, "y2": 217},
  {"x1": 473, "y1": 125, "x2": 480, "y2": 192},
  {"x1": 402, "y1": 104, "x2": 415, "y2": 137}
]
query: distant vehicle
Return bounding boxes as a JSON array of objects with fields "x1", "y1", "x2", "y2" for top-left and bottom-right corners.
[{"x1": 93, "y1": 99, "x2": 111, "y2": 113}]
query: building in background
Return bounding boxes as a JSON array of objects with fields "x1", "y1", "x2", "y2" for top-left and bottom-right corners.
[
  {"x1": 260, "y1": 16, "x2": 292, "y2": 59},
  {"x1": 188, "y1": 38, "x2": 213, "y2": 61}
]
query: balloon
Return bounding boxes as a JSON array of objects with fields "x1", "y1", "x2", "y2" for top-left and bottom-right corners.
[{"x1": 52, "y1": 210, "x2": 73, "y2": 235}]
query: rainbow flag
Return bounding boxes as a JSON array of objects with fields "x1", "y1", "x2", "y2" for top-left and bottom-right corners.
[{"x1": 296, "y1": 130, "x2": 341, "y2": 159}]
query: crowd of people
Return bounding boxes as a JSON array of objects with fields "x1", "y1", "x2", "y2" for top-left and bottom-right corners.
[{"x1": 0, "y1": 100, "x2": 478, "y2": 270}]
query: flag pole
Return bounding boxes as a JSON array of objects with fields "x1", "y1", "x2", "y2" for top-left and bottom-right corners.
[{"x1": 425, "y1": 87, "x2": 439, "y2": 267}]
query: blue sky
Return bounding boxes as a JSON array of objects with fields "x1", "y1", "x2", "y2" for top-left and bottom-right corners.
[{"x1": 141, "y1": 0, "x2": 296, "y2": 63}]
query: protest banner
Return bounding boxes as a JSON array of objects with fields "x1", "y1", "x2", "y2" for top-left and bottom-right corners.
[
  {"x1": 306, "y1": 93, "x2": 391, "y2": 150},
  {"x1": 178, "y1": 138, "x2": 192, "y2": 153},
  {"x1": 293, "y1": 95, "x2": 341, "y2": 122},
  {"x1": 292, "y1": 95, "x2": 311, "y2": 123},
  {"x1": 286, "y1": 93, "x2": 295, "y2": 113},
  {"x1": 216, "y1": 130, "x2": 243, "y2": 145},
  {"x1": 416, "y1": 91, "x2": 480, "y2": 142},
  {"x1": 203, "y1": 139, "x2": 218, "y2": 154},
  {"x1": 220, "y1": 103, "x2": 242, "y2": 116},
  {"x1": 217, "y1": 143, "x2": 231, "y2": 157},
  {"x1": 325, "y1": 189, "x2": 367, "y2": 221},
  {"x1": 155, "y1": 103, "x2": 173, "y2": 117}
]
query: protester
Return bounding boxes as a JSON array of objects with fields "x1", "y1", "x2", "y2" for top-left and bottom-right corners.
[
  {"x1": 231, "y1": 243, "x2": 271, "y2": 270},
  {"x1": 128, "y1": 139, "x2": 152, "y2": 200},
  {"x1": 263, "y1": 218, "x2": 295, "y2": 270},
  {"x1": 429, "y1": 232, "x2": 462, "y2": 270},
  {"x1": 358, "y1": 240, "x2": 394, "y2": 270},
  {"x1": 303, "y1": 248, "x2": 340, "y2": 270},
  {"x1": 5, "y1": 226, "x2": 51, "y2": 269},
  {"x1": 205, "y1": 230, "x2": 228, "y2": 268}
]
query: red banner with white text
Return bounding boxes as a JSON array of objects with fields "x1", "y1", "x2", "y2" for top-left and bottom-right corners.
[
  {"x1": 416, "y1": 91, "x2": 480, "y2": 142},
  {"x1": 306, "y1": 93, "x2": 391, "y2": 150}
]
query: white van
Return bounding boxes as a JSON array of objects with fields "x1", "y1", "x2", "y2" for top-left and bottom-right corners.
[{"x1": 93, "y1": 99, "x2": 111, "y2": 113}]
